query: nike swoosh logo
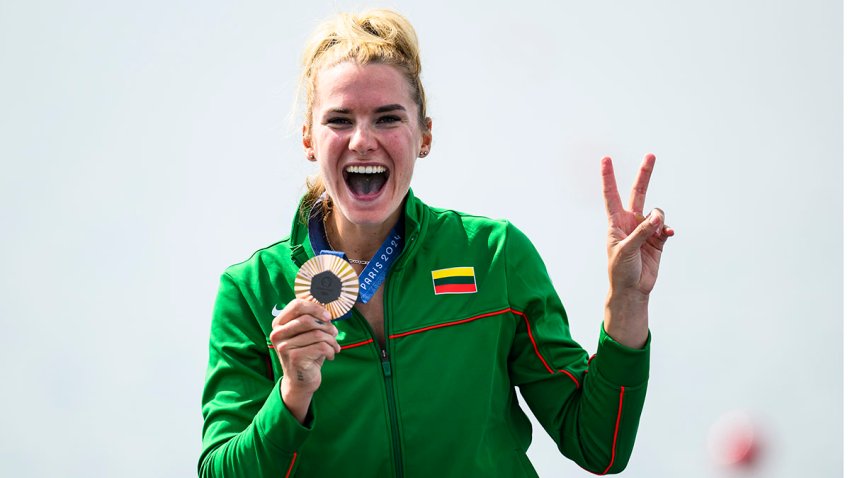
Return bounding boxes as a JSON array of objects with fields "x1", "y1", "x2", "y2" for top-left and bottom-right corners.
[{"x1": 272, "y1": 305, "x2": 283, "y2": 316}]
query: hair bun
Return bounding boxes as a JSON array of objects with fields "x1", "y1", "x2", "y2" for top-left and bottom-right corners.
[{"x1": 306, "y1": 10, "x2": 420, "y2": 74}]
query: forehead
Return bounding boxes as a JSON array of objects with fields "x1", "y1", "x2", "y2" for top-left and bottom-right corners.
[{"x1": 313, "y1": 62, "x2": 414, "y2": 111}]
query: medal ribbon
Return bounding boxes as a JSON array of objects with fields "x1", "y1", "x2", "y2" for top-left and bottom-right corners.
[{"x1": 308, "y1": 209, "x2": 404, "y2": 305}]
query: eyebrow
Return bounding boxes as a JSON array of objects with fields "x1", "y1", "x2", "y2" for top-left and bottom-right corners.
[
  {"x1": 327, "y1": 104, "x2": 407, "y2": 114},
  {"x1": 375, "y1": 104, "x2": 406, "y2": 113}
]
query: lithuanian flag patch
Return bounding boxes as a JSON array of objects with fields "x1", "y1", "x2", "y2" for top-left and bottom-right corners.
[{"x1": 432, "y1": 267, "x2": 477, "y2": 295}]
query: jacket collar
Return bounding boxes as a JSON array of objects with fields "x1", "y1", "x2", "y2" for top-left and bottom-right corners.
[{"x1": 288, "y1": 188, "x2": 428, "y2": 270}]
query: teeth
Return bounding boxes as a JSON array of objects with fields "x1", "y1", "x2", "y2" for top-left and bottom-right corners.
[{"x1": 345, "y1": 165, "x2": 387, "y2": 174}]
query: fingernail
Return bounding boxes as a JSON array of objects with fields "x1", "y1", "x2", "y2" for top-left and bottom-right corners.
[
  {"x1": 649, "y1": 210, "x2": 662, "y2": 225},
  {"x1": 323, "y1": 311, "x2": 332, "y2": 320}
]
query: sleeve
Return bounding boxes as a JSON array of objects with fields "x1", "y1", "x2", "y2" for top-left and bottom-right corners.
[
  {"x1": 505, "y1": 222, "x2": 650, "y2": 475},
  {"x1": 198, "y1": 272, "x2": 315, "y2": 477}
]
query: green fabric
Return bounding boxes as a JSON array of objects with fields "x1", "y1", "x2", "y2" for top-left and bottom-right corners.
[{"x1": 199, "y1": 190, "x2": 650, "y2": 477}]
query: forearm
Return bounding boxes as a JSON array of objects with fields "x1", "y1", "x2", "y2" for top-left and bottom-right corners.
[{"x1": 603, "y1": 290, "x2": 649, "y2": 349}]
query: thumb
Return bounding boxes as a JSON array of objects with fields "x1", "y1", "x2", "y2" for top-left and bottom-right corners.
[{"x1": 620, "y1": 209, "x2": 664, "y2": 253}]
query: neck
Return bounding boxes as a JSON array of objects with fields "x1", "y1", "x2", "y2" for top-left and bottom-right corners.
[{"x1": 326, "y1": 208, "x2": 402, "y2": 262}]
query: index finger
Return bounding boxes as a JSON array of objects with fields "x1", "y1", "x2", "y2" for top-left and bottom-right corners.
[
  {"x1": 627, "y1": 153, "x2": 655, "y2": 215},
  {"x1": 601, "y1": 156, "x2": 624, "y2": 216},
  {"x1": 273, "y1": 298, "x2": 332, "y2": 326}
]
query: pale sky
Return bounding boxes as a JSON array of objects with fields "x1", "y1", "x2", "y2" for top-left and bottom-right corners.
[{"x1": 0, "y1": 1, "x2": 841, "y2": 476}]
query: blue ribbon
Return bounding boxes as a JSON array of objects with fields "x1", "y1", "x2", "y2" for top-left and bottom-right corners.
[
  {"x1": 308, "y1": 208, "x2": 405, "y2": 318},
  {"x1": 354, "y1": 225, "x2": 402, "y2": 303}
]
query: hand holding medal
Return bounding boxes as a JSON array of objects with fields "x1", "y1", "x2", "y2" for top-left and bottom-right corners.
[{"x1": 268, "y1": 296, "x2": 341, "y2": 422}]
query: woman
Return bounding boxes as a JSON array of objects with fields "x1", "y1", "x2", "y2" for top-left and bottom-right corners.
[{"x1": 199, "y1": 9, "x2": 673, "y2": 477}]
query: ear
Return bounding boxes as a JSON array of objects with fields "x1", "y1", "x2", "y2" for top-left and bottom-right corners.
[
  {"x1": 418, "y1": 117, "x2": 433, "y2": 158},
  {"x1": 302, "y1": 124, "x2": 316, "y2": 162}
]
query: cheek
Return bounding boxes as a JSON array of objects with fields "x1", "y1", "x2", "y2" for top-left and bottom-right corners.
[
  {"x1": 386, "y1": 130, "x2": 419, "y2": 154},
  {"x1": 313, "y1": 132, "x2": 349, "y2": 168},
  {"x1": 315, "y1": 130, "x2": 343, "y2": 150}
]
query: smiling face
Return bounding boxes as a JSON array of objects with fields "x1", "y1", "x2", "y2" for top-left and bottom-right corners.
[{"x1": 304, "y1": 61, "x2": 431, "y2": 234}]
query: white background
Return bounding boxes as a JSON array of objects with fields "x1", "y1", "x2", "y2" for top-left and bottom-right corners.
[{"x1": 0, "y1": 1, "x2": 841, "y2": 476}]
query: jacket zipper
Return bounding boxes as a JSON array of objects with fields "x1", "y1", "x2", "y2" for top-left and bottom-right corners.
[
  {"x1": 380, "y1": 272, "x2": 404, "y2": 477},
  {"x1": 380, "y1": 347, "x2": 403, "y2": 477},
  {"x1": 357, "y1": 231, "x2": 417, "y2": 477},
  {"x1": 381, "y1": 231, "x2": 417, "y2": 477}
]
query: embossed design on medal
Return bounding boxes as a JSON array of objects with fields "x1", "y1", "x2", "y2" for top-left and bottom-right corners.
[{"x1": 294, "y1": 255, "x2": 359, "y2": 319}]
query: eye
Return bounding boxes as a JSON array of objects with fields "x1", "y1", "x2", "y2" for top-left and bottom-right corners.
[
  {"x1": 324, "y1": 117, "x2": 352, "y2": 126},
  {"x1": 377, "y1": 115, "x2": 401, "y2": 125}
]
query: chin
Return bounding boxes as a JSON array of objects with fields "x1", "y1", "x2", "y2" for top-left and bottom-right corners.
[{"x1": 336, "y1": 197, "x2": 401, "y2": 227}]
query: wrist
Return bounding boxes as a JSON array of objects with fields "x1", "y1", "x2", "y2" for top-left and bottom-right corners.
[
  {"x1": 606, "y1": 288, "x2": 650, "y2": 309},
  {"x1": 604, "y1": 289, "x2": 650, "y2": 349},
  {"x1": 280, "y1": 379, "x2": 314, "y2": 424}
]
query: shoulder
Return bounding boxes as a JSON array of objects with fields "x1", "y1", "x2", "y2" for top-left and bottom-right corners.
[
  {"x1": 423, "y1": 203, "x2": 511, "y2": 239},
  {"x1": 221, "y1": 235, "x2": 297, "y2": 286},
  {"x1": 421, "y1": 202, "x2": 536, "y2": 252}
]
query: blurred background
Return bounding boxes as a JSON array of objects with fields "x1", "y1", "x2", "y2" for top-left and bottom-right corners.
[{"x1": 0, "y1": 0, "x2": 841, "y2": 476}]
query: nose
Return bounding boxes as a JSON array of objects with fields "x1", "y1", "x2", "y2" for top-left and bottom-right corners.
[{"x1": 349, "y1": 123, "x2": 377, "y2": 155}]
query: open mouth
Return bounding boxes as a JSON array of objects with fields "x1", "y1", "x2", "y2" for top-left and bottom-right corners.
[{"x1": 343, "y1": 165, "x2": 389, "y2": 198}]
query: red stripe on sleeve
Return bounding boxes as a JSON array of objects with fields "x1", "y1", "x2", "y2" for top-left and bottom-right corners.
[
  {"x1": 584, "y1": 354, "x2": 597, "y2": 374},
  {"x1": 284, "y1": 452, "x2": 297, "y2": 478},
  {"x1": 514, "y1": 310, "x2": 554, "y2": 373},
  {"x1": 599, "y1": 386, "x2": 625, "y2": 475},
  {"x1": 511, "y1": 309, "x2": 581, "y2": 388},
  {"x1": 513, "y1": 309, "x2": 623, "y2": 474},
  {"x1": 557, "y1": 369, "x2": 580, "y2": 388}
]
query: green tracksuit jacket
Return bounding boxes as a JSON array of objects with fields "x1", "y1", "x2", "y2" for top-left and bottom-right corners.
[{"x1": 199, "y1": 190, "x2": 650, "y2": 477}]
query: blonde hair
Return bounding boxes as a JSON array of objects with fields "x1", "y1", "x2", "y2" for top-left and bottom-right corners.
[{"x1": 298, "y1": 9, "x2": 428, "y2": 221}]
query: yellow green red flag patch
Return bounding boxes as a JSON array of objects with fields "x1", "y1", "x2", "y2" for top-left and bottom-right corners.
[{"x1": 432, "y1": 267, "x2": 477, "y2": 294}]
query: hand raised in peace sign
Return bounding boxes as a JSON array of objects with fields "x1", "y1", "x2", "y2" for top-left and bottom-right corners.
[{"x1": 601, "y1": 153, "x2": 674, "y2": 348}]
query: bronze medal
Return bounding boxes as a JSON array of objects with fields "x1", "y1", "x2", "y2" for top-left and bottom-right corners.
[{"x1": 294, "y1": 254, "x2": 359, "y2": 319}]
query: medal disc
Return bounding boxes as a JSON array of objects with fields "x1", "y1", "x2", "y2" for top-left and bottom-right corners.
[{"x1": 294, "y1": 254, "x2": 359, "y2": 319}]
